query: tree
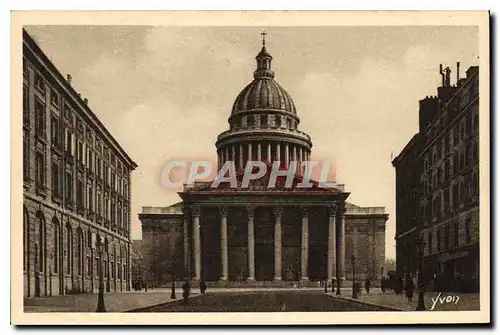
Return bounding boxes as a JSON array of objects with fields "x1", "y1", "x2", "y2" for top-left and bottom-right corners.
[{"x1": 384, "y1": 258, "x2": 396, "y2": 273}]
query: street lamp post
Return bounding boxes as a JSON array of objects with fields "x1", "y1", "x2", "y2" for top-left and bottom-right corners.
[
  {"x1": 96, "y1": 237, "x2": 106, "y2": 312},
  {"x1": 171, "y1": 254, "x2": 176, "y2": 300},
  {"x1": 351, "y1": 254, "x2": 358, "y2": 299},
  {"x1": 416, "y1": 236, "x2": 426, "y2": 311}
]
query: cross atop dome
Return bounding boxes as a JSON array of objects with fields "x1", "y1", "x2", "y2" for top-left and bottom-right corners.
[{"x1": 261, "y1": 30, "x2": 267, "y2": 47}]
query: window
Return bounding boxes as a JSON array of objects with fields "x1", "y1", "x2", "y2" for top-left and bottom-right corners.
[
  {"x1": 111, "y1": 201, "x2": 116, "y2": 223},
  {"x1": 77, "y1": 141, "x2": 83, "y2": 162},
  {"x1": 65, "y1": 172, "x2": 73, "y2": 203},
  {"x1": 473, "y1": 141, "x2": 478, "y2": 162},
  {"x1": 51, "y1": 115, "x2": 60, "y2": 147},
  {"x1": 65, "y1": 129, "x2": 73, "y2": 155},
  {"x1": 104, "y1": 197, "x2": 109, "y2": 220},
  {"x1": 460, "y1": 181, "x2": 465, "y2": 203},
  {"x1": 50, "y1": 88, "x2": 59, "y2": 107},
  {"x1": 51, "y1": 162, "x2": 60, "y2": 198},
  {"x1": 437, "y1": 227, "x2": 441, "y2": 251},
  {"x1": 53, "y1": 222, "x2": 59, "y2": 273},
  {"x1": 23, "y1": 85, "x2": 30, "y2": 126},
  {"x1": 23, "y1": 57, "x2": 29, "y2": 80},
  {"x1": 88, "y1": 186, "x2": 93, "y2": 212},
  {"x1": 86, "y1": 256, "x2": 91, "y2": 276},
  {"x1": 275, "y1": 115, "x2": 282, "y2": 128},
  {"x1": 66, "y1": 225, "x2": 72, "y2": 275},
  {"x1": 453, "y1": 220, "x2": 459, "y2": 247},
  {"x1": 466, "y1": 114, "x2": 472, "y2": 137},
  {"x1": 76, "y1": 232, "x2": 82, "y2": 276},
  {"x1": 465, "y1": 143, "x2": 471, "y2": 166},
  {"x1": 76, "y1": 179, "x2": 83, "y2": 208},
  {"x1": 460, "y1": 152, "x2": 465, "y2": 170},
  {"x1": 247, "y1": 115, "x2": 254, "y2": 127},
  {"x1": 35, "y1": 152, "x2": 45, "y2": 188},
  {"x1": 35, "y1": 72, "x2": 45, "y2": 92},
  {"x1": 117, "y1": 202, "x2": 122, "y2": 228},
  {"x1": 23, "y1": 135, "x2": 29, "y2": 181},
  {"x1": 452, "y1": 183, "x2": 459, "y2": 209},
  {"x1": 35, "y1": 99, "x2": 45, "y2": 138},
  {"x1": 96, "y1": 157, "x2": 101, "y2": 178},
  {"x1": 444, "y1": 189, "x2": 450, "y2": 213},
  {"x1": 428, "y1": 231, "x2": 433, "y2": 254},
  {"x1": 97, "y1": 192, "x2": 101, "y2": 217},
  {"x1": 453, "y1": 153, "x2": 458, "y2": 175},
  {"x1": 472, "y1": 173, "x2": 478, "y2": 196},
  {"x1": 454, "y1": 126, "x2": 459, "y2": 145},
  {"x1": 445, "y1": 225, "x2": 450, "y2": 250},
  {"x1": 465, "y1": 219, "x2": 471, "y2": 244},
  {"x1": 436, "y1": 194, "x2": 442, "y2": 219},
  {"x1": 260, "y1": 114, "x2": 267, "y2": 127}
]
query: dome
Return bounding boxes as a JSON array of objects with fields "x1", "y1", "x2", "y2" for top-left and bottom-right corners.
[{"x1": 231, "y1": 78, "x2": 297, "y2": 115}]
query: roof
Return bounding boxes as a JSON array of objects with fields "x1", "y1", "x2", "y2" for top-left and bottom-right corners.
[{"x1": 231, "y1": 78, "x2": 297, "y2": 115}]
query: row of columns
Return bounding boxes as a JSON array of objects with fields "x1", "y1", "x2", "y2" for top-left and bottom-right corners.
[
  {"x1": 217, "y1": 142, "x2": 311, "y2": 173},
  {"x1": 189, "y1": 205, "x2": 345, "y2": 282}
]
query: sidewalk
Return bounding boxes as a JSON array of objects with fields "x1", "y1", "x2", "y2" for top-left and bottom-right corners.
[
  {"x1": 328, "y1": 289, "x2": 480, "y2": 311},
  {"x1": 24, "y1": 289, "x2": 191, "y2": 313}
]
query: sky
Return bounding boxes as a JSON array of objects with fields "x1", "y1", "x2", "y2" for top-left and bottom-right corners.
[{"x1": 25, "y1": 25, "x2": 479, "y2": 259}]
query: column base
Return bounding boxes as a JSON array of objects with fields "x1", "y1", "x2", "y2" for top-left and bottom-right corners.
[
  {"x1": 220, "y1": 276, "x2": 228, "y2": 281},
  {"x1": 274, "y1": 277, "x2": 282, "y2": 281},
  {"x1": 247, "y1": 277, "x2": 255, "y2": 281}
]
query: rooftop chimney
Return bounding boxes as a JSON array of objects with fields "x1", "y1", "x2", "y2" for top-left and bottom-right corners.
[
  {"x1": 67, "y1": 74, "x2": 72, "y2": 84},
  {"x1": 84, "y1": 98, "x2": 88, "y2": 105},
  {"x1": 456, "y1": 62, "x2": 461, "y2": 84}
]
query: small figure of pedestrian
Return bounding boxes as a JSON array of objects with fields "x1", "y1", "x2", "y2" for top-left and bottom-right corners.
[
  {"x1": 381, "y1": 277, "x2": 386, "y2": 293},
  {"x1": 405, "y1": 277, "x2": 415, "y2": 302},
  {"x1": 200, "y1": 281, "x2": 207, "y2": 294},
  {"x1": 182, "y1": 280, "x2": 191, "y2": 303}
]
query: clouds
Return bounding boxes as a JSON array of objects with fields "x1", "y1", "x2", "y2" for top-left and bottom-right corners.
[{"x1": 25, "y1": 25, "x2": 479, "y2": 259}]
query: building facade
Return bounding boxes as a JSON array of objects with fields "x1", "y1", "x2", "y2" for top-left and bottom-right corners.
[
  {"x1": 23, "y1": 29, "x2": 137, "y2": 297},
  {"x1": 138, "y1": 38, "x2": 388, "y2": 287},
  {"x1": 393, "y1": 64, "x2": 479, "y2": 292}
]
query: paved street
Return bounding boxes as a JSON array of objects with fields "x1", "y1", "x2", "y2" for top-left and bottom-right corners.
[
  {"x1": 139, "y1": 290, "x2": 394, "y2": 312},
  {"x1": 24, "y1": 286, "x2": 481, "y2": 312}
]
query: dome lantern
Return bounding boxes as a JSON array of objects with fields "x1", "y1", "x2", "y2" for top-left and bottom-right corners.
[{"x1": 254, "y1": 30, "x2": 275, "y2": 79}]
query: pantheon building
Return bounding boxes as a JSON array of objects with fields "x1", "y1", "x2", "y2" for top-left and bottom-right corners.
[{"x1": 139, "y1": 38, "x2": 388, "y2": 287}]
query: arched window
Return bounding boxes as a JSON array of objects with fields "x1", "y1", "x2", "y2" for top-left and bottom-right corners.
[
  {"x1": 36, "y1": 212, "x2": 45, "y2": 273},
  {"x1": 66, "y1": 223, "x2": 72, "y2": 275},
  {"x1": 23, "y1": 207, "x2": 29, "y2": 272},
  {"x1": 76, "y1": 228, "x2": 83, "y2": 276},
  {"x1": 52, "y1": 218, "x2": 59, "y2": 273}
]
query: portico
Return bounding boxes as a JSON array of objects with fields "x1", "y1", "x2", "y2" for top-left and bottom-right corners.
[{"x1": 180, "y1": 189, "x2": 349, "y2": 284}]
